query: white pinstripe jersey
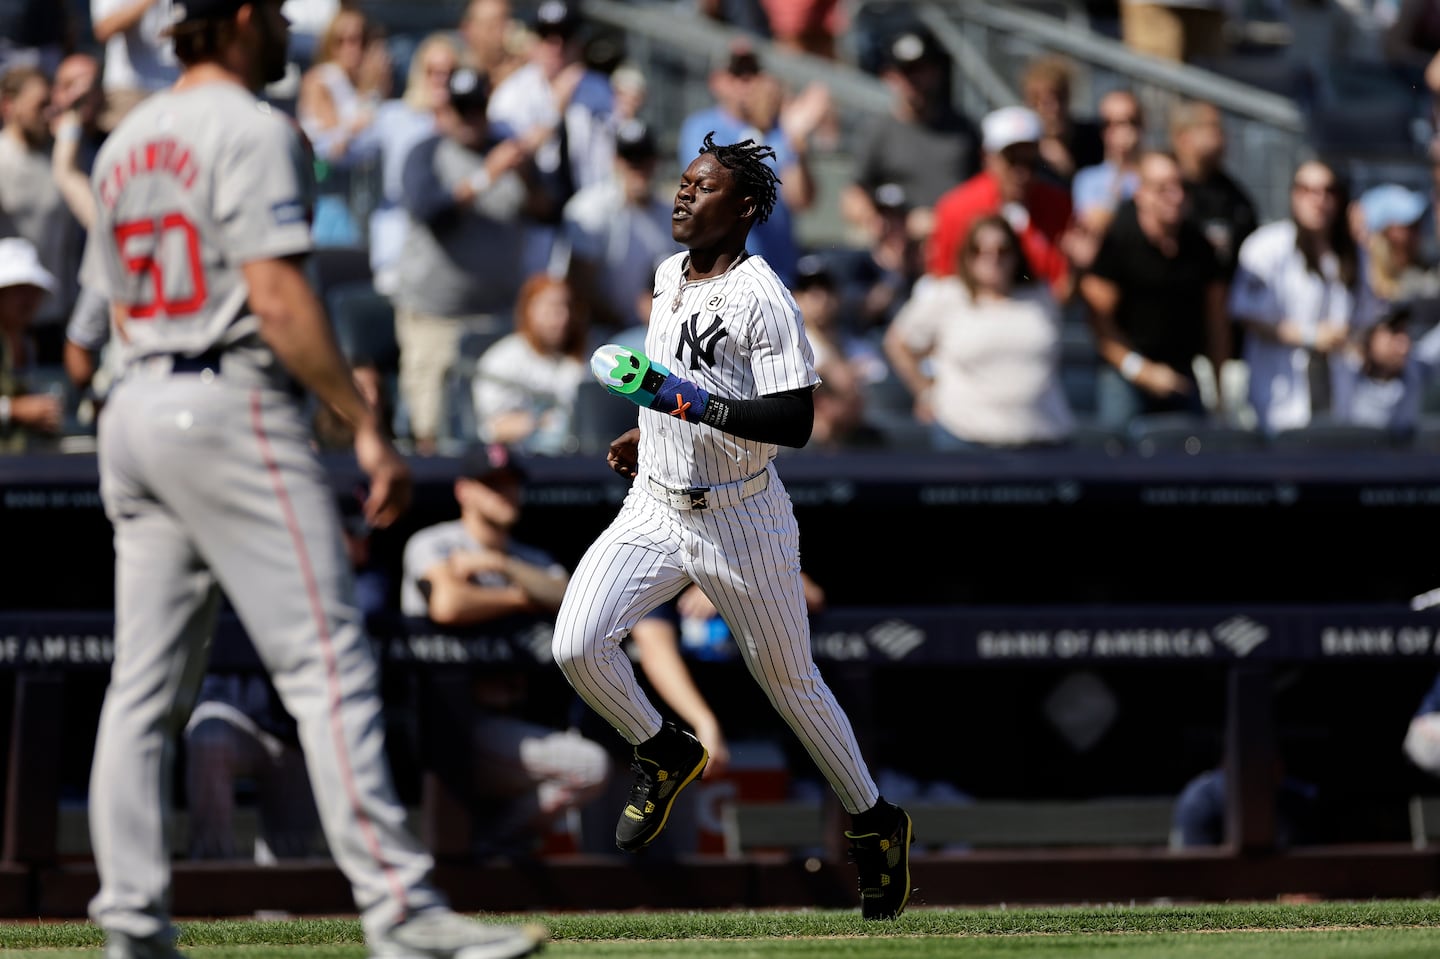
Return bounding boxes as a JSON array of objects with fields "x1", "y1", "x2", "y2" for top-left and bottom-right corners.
[{"x1": 639, "y1": 251, "x2": 819, "y2": 488}]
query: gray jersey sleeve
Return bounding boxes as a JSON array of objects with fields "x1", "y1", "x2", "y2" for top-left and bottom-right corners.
[
  {"x1": 66, "y1": 284, "x2": 113, "y2": 351},
  {"x1": 400, "y1": 523, "x2": 458, "y2": 617},
  {"x1": 78, "y1": 229, "x2": 111, "y2": 299},
  {"x1": 215, "y1": 111, "x2": 315, "y2": 264}
]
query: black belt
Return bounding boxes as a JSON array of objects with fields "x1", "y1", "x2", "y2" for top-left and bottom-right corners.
[
  {"x1": 161, "y1": 349, "x2": 304, "y2": 399},
  {"x1": 168, "y1": 349, "x2": 226, "y2": 375}
]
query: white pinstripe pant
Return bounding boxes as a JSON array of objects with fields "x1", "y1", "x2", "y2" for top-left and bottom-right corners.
[{"x1": 552, "y1": 469, "x2": 880, "y2": 814}]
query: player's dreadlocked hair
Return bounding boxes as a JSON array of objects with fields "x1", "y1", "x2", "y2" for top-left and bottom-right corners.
[{"x1": 699, "y1": 131, "x2": 781, "y2": 225}]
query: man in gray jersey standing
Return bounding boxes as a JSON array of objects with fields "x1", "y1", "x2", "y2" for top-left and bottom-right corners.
[
  {"x1": 552, "y1": 132, "x2": 913, "y2": 920},
  {"x1": 81, "y1": 2, "x2": 545, "y2": 957}
]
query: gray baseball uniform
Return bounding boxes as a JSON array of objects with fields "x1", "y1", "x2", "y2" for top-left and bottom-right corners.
[
  {"x1": 551, "y1": 251, "x2": 881, "y2": 815},
  {"x1": 84, "y1": 83, "x2": 446, "y2": 942}
]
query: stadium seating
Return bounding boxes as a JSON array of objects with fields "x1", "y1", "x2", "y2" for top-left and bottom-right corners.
[
  {"x1": 1269, "y1": 417, "x2": 1407, "y2": 452},
  {"x1": 570, "y1": 378, "x2": 641, "y2": 456},
  {"x1": 1128, "y1": 413, "x2": 1268, "y2": 456},
  {"x1": 1069, "y1": 422, "x2": 1127, "y2": 454},
  {"x1": 309, "y1": 245, "x2": 372, "y2": 294},
  {"x1": 458, "y1": 328, "x2": 508, "y2": 361},
  {"x1": 860, "y1": 373, "x2": 928, "y2": 448},
  {"x1": 326, "y1": 282, "x2": 398, "y2": 372},
  {"x1": 438, "y1": 364, "x2": 479, "y2": 451},
  {"x1": 1411, "y1": 417, "x2": 1440, "y2": 453}
]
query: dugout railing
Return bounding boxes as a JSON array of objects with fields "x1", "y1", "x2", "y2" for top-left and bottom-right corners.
[
  {"x1": 5, "y1": 605, "x2": 1440, "y2": 916},
  {"x1": 6, "y1": 447, "x2": 1440, "y2": 913}
]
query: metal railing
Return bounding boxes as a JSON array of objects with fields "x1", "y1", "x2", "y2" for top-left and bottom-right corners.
[
  {"x1": 910, "y1": 0, "x2": 1312, "y2": 221},
  {"x1": 581, "y1": 0, "x2": 894, "y2": 132},
  {"x1": 583, "y1": 0, "x2": 1314, "y2": 222},
  {"x1": 579, "y1": 0, "x2": 901, "y2": 246},
  {"x1": 353, "y1": 0, "x2": 1316, "y2": 236}
]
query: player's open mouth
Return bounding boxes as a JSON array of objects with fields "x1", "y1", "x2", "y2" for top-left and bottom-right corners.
[{"x1": 672, "y1": 207, "x2": 691, "y2": 220}]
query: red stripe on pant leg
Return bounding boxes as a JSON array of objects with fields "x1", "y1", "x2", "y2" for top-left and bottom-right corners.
[{"x1": 250, "y1": 390, "x2": 410, "y2": 918}]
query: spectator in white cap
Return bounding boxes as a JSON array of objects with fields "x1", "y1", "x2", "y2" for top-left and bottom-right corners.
[
  {"x1": 0, "y1": 64, "x2": 81, "y2": 357},
  {"x1": 926, "y1": 104, "x2": 1073, "y2": 298},
  {"x1": 0, "y1": 236, "x2": 63, "y2": 451},
  {"x1": 1358, "y1": 184, "x2": 1439, "y2": 316},
  {"x1": 609, "y1": 62, "x2": 647, "y2": 124}
]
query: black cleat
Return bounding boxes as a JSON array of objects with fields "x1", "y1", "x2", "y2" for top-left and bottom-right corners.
[
  {"x1": 846, "y1": 804, "x2": 914, "y2": 920},
  {"x1": 615, "y1": 723, "x2": 708, "y2": 852}
]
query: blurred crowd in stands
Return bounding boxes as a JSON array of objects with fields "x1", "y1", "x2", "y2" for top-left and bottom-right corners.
[{"x1": 5, "y1": 0, "x2": 1440, "y2": 456}]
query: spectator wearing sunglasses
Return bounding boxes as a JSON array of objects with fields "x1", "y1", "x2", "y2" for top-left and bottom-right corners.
[
  {"x1": 1071, "y1": 90, "x2": 1145, "y2": 237},
  {"x1": 889, "y1": 214, "x2": 1074, "y2": 449}
]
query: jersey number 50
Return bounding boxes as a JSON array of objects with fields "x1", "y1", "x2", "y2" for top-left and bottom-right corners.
[{"x1": 114, "y1": 213, "x2": 207, "y2": 319}]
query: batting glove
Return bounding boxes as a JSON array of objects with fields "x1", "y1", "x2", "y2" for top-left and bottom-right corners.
[{"x1": 591, "y1": 343, "x2": 710, "y2": 422}]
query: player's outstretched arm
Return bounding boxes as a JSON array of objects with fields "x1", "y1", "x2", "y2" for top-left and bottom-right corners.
[
  {"x1": 591, "y1": 344, "x2": 813, "y2": 447},
  {"x1": 245, "y1": 256, "x2": 411, "y2": 527}
]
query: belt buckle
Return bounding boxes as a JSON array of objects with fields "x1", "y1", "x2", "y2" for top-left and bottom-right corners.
[
  {"x1": 651, "y1": 477, "x2": 710, "y2": 510},
  {"x1": 663, "y1": 486, "x2": 705, "y2": 510}
]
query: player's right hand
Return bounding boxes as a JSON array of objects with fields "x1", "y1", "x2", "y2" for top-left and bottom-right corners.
[
  {"x1": 607, "y1": 427, "x2": 640, "y2": 479},
  {"x1": 354, "y1": 427, "x2": 412, "y2": 528}
]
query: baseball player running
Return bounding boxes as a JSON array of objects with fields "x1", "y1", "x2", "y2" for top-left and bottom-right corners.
[
  {"x1": 82, "y1": 2, "x2": 544, "y2": 957},
  {"x1": 552, "y1": 133, "x2": 913, "y2": 920}
]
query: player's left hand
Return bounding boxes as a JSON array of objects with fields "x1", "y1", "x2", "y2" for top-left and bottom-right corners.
[{"x1": 591, "y1": 344, "x2": 710, "y2": 422}]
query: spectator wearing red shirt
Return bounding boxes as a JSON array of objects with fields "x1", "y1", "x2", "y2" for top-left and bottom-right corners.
[{"x1": 926, "y1": 106, "x2": 1072, "y2": 297}]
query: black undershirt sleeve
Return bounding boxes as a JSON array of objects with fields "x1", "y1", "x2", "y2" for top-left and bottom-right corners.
[{"x1": 699, "y1": 386, "x2": 815, "y2": 448}]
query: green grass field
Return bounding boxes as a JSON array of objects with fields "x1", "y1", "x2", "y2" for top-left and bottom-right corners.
[{"x1": 5, "y1": 902, "x2": 1440, "y2": 958}]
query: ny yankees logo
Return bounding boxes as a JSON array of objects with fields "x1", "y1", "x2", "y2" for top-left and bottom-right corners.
[{"x1": 676, "y1": 313, "x2": 727, "y2": 371}]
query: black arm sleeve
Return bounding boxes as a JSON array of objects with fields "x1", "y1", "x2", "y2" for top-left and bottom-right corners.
[{"x1": 699, "y1": 386, "x2": 815, "y2": 448}]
